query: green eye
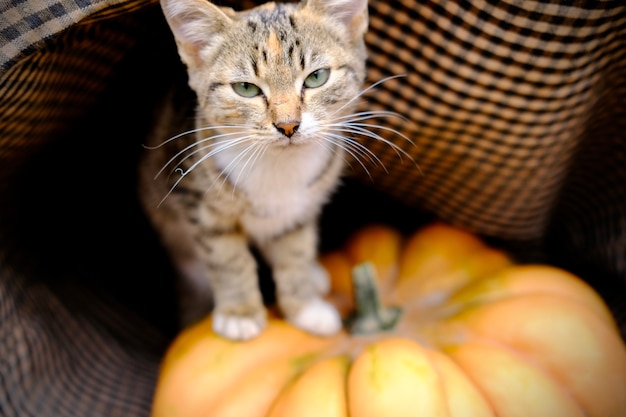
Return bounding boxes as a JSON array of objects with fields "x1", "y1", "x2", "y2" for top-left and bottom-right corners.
[
  {"x1": 304, "y1": 68, "x2": 330, "y2": 89},
  {"x1": 232, "y1": 82, "x2": 262, "y2": 98}
]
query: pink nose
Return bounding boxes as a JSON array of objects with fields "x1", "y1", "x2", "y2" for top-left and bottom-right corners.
[{"x1": 274, "y1": 121, "x2": 300, "y2": 138}]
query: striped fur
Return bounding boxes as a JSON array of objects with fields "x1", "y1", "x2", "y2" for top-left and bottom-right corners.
[{"x1": 139, "y1": 0, "x2": 368, "y2": 340}]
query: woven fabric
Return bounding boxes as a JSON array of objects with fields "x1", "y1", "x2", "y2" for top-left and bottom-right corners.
[
  {"x1": 360, "y1": 0, "x2": 626, "y2": 250},
  {"x1": 0, "y1": 0, "x2": 155, "y2": 71},
  {"x1": 1, "y1": 2, "x2": 173, "y2": 417},
  {"x1": 1, "y1": 1, "x2": 625, "y2": 416}
]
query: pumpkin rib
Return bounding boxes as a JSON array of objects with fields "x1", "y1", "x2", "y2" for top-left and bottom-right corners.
[
  {"x1": 393, "y1": 232, "x2": 514, "y2": 307},
  {"x1": 447, "y1": 264, "x2": 617, "y2": 328},
  {"x1": 438, "y1": 333, "x2": 585, "y2": 417},
  {"x1": 446, "y1": 294, "x2": 626, "y2": 417},
  {"x1": 396, "y1": 223, "x2": 507, "y2": 285},
  {"x1": 347, "y1": 338, "x2": 450, "y2": 417},
  {"x1": 424, "y1": 349, "x2": 496, "y2": 417},
  {"x1": 445, "y1": 341, "x2": 587, "y2": 417},
  {"x1": 208, "y1": 352, "x2": 321, "y2": 417},
  {"x1": 393, "y1": 248, "x2": 513, "y2": 307},
  {"x1": 266, "y1": 355, "x2": 350, "y2": 417}
]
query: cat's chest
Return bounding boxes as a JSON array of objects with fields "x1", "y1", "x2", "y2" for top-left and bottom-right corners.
[
  {"x1": 230, "y1": 146, "x2": 327, "y2": 208},
  {"x1": 215, "y1": 144, "x2": 337, "y2": 234}
]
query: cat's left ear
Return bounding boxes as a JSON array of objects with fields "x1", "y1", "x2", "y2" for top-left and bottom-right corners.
[{"x1": 304, "y1": 0, "x2": 368, "y2": 41}]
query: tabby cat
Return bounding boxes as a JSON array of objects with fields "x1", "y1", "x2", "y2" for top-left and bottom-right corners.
[{"x1": 139, "y1": 0, "x2": 370, "y2": 341}]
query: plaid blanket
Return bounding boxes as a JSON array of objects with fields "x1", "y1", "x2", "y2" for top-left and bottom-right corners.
[{"x1": 2, "y1": 1, "x2": 625, "y2": 416}]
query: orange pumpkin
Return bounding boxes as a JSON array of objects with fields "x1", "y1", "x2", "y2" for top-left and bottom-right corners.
[{"x1": 151, "y1": 223, "x2": 626, "y2": 417}]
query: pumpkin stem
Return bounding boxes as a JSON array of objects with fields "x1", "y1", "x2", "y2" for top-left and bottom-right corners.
[{"x1": 346, "y1": 262, "x2": 402, "y2": 335}]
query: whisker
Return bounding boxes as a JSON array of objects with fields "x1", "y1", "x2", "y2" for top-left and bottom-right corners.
[
  {"x1": 323, "y1": 105, "x2": 422, "y2": 175},
  {"x1": 143, "y1": 124, "x2": 254, "y2": 150},
  {"x1": 158, "y1": 135, "x2": 256, "y2": 205},
  {"x1": 329, "y1": 139, "x2": 375, "y2": 179},
  {"x1": 162, "y1": 135, "x2": 252, "y2": 181},
  {"x1": 327, "y1": 133, "x2": 383, "y2": 167},
  {"x1": 329, "y1": 74, "x2": 407, "y2": 118},
  {"x1": 180, "y1": 135, "x2": 255, "y2": 179},
  {"x1": 202, "y1": 138, "x2": 263, "y2": 195},
  {"x1": 225, "y1": 141, "x2": 268, "y2": 192},
  {"x1": 329, "y1": 124, "x2": 414, "y2": 161},
  {"x1": 326, "y1": 110, "x2": 412, "y2": 145},
  {"x1": 155, "y1": 130, "x2": 249, "y2": 179},
  {"x1": 243, "y1": 142, "x2": 270, "y2": 183},
  {"x1": 311, "y1": 133, "x2": 369, "y2": 174},
  {"x1": 157, "y1": 171, "x2": 187, "y2": 207},
  {"x1": 320, "y1": 133, "x2": 382, "y2": 177},
  {"x1": 316, "y1": 136, "x2": 348, "y2": 166},
  {"x1": 332, "y1": 125, "x2": 421, "y2": 176},
  {"x1": 328, "y1": 110, "x2": 408, "y2": 124}
]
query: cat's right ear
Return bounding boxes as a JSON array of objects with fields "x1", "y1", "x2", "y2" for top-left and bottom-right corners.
[
  {"x1": 160, "y1": 0, "x2": 233, "y2": 68},
  {"x1": 304, "y1": 0, "x2": 368, "y2": 42}
]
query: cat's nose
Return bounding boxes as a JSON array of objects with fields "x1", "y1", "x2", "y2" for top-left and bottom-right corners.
[{"x1": 274, "y1": 121, "x2": 300, "y2": 138}]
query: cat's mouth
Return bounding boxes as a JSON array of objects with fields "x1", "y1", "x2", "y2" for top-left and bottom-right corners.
[{"x1": 273, "y1": 133, "x2": 309, "y2": 147}]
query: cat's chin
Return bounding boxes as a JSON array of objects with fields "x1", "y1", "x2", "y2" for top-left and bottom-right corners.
[{"x1": 274, "y1": 140, "x2": 322, "y2": 153}]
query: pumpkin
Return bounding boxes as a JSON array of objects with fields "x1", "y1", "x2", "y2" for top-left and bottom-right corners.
[{"x1": 151, "y1": 223, "x2": 626, "y2": 417}]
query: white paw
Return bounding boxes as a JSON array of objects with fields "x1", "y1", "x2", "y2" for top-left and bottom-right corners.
[
  {"x1": 213, "y1": 312, "x2": 267, "y2": 341},
  {"x1": 310, "y1": 262, "x2": 331, "y2": 295},
  {"x1": 289, "y1": 298, "x2": 342, "y2": 336}
]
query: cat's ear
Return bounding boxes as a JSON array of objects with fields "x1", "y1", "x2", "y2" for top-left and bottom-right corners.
[
  {"x1": 303, "y1": 0, "x2": 368, "y2": 41},
  {"x1": 160, "y1": 0, "x2": 233, "y2": 68}
]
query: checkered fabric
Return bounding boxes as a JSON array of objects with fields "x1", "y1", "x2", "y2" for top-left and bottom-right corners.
[{"x1": 1, "y1": 1, "x2": 625, "y2": 416}]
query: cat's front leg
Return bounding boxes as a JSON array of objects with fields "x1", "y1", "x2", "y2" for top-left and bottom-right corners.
[
  {"x1": 201, "y1": 231, "x2": 267, "y2": 341},
  {"x1": 258, "y1": 223, "x2": 342, "y2": 337}
]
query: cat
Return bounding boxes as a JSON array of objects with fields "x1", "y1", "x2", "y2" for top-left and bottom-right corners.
[{"x1": 139, "y1": 0, "x2": 372, "y2": 341}]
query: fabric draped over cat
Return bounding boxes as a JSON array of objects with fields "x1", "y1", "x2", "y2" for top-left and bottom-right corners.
[{"x1": 1, "y1": 0, "x2": 625, "y2": 416}]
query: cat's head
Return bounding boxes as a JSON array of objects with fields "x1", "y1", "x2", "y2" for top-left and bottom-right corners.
[{"x1": 160, "y1": 0, "x2": 368, "y2": 146}]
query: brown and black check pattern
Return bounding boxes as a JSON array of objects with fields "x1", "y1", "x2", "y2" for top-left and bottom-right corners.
[{"x1": 1, "y1": 1, "x2": 625, "y2": 416}]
